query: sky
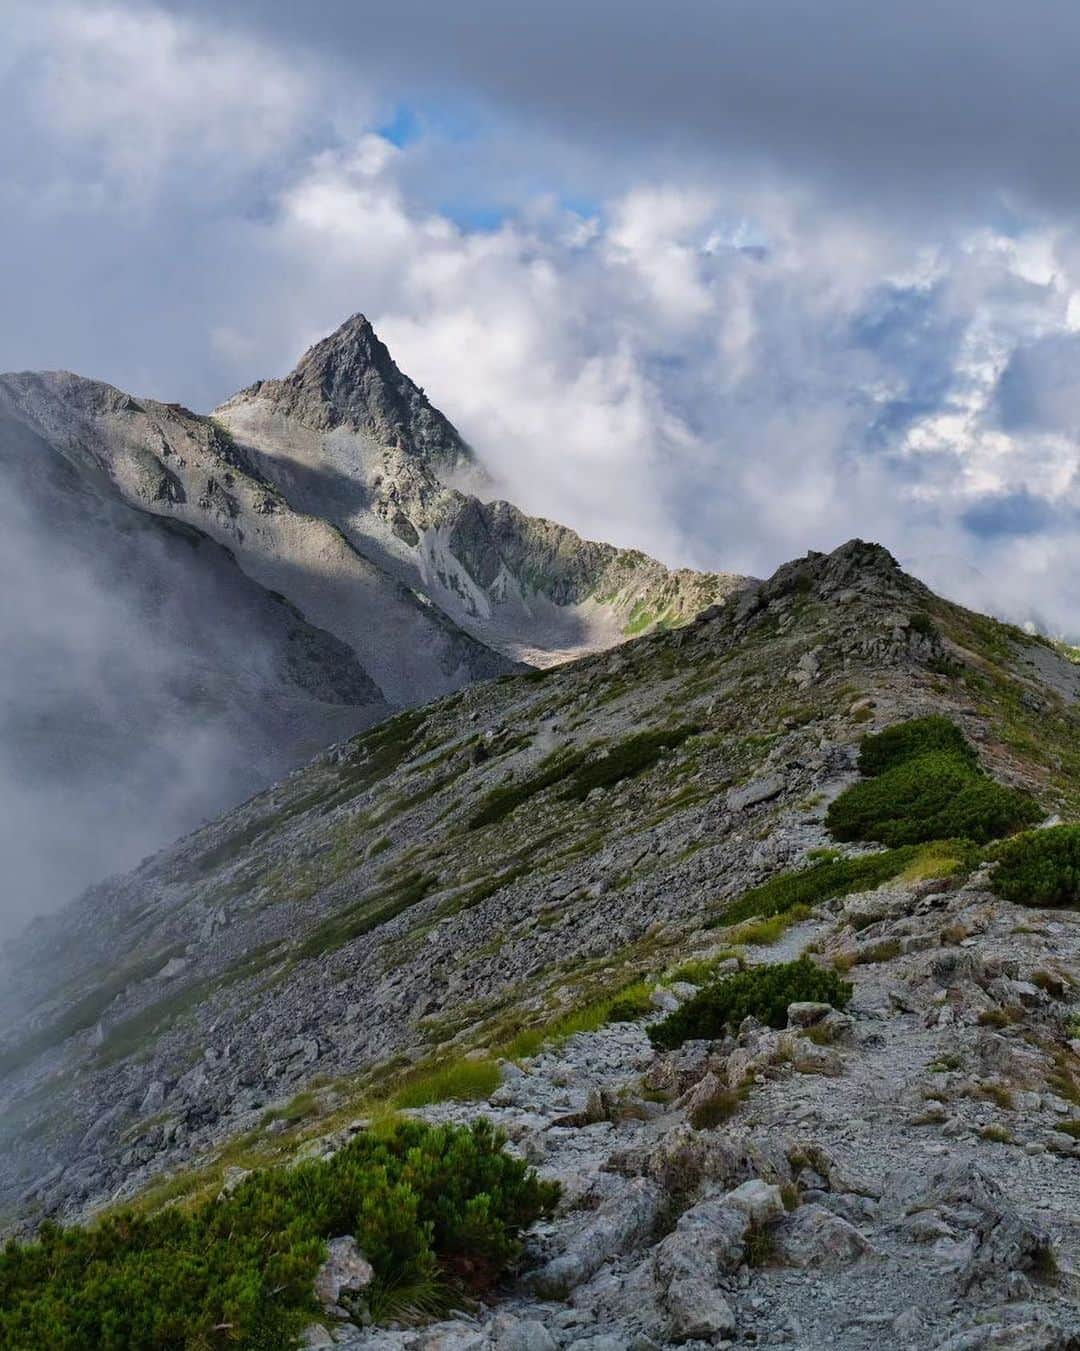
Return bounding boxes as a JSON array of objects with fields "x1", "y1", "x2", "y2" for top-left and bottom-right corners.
[{"x1": 4, "y1": 1, "x2": 1080, "y2": 635}]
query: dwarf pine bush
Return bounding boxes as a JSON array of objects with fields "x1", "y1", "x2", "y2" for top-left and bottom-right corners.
[
  {"x1": 855, "y1": 715, "x2": 978, "y2": 776},
  {"x1": 648, "y1": 958, "x2": 852, "y2": 1050},
  {"x1": 0, "y1": 1119, "x2": 557, "y2": 1350},
  {"x1": 828, "y1": 718, "x2": 1039, "y2": 848},
  {"x1": 991, "y1": 825, "x2": 1080, "y2": 909}
]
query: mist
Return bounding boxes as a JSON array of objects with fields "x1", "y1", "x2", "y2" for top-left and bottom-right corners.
[{"x1": 0, "y1": 423, "x2": 370, "y2": 940}]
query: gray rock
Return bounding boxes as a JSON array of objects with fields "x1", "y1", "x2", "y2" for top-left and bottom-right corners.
[
  {"x1": 786, "y1": 1001, "x2": 833, "y2": 1027},
  {"x1": 772, "y1": 1203, "x2": 872, "y2": 1268},
  {"x1": 313, "y1": 1235, "x2": 374, "y2": 1315},
  {"x1": 726, "y1": 775, "x2": 785, "y2": 813},
  {"x1": 530, "y1": 1178, "x2": 664, "y2": 1298},
  {"x1": 488, "y1": 1316, "x2": 557, "y2": 1351},
  {"x1": 721, "y1": 1178, "x2": 786, "y2": 1227}
]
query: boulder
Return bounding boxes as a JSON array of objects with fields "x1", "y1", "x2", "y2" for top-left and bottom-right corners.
[
  {"x1": 489, "y1": 1316, "x2": 557, "y2": 1351},
  {"x1": 530, "y1": 1178, "x2": 664, "y2": 1298},
  {"x1": 726, "y1": 775, "x2": 784, "y2": 813},
  {"x1": 772, "y1": 1203, "x2": 871, "y2": 1269},
  {"x1": 313, "y1": 1235, "x2": 374, "y2": 1317},
  {"x1": 721, "y1": 1178, "x2": 786, "y2": 1227},
  {"x1": 654, "y1": 1193, "x2": 749, "y2": 1342}
]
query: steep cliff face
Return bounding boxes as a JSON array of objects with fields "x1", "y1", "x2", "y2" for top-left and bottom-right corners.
[
  {"x1": 0, "y1": 368, "x2": 512, "y2": 710},
  {"x1": 216, "y1": 314, "x2": 745, "y2": 665}
]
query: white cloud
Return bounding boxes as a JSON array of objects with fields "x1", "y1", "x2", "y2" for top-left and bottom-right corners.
[
  {"x1": 3, "y1": 2, "x2": 1080, "y2": 638},
  {"x1": 14, "y1": 1, "x2": 315, "y2": 196}
]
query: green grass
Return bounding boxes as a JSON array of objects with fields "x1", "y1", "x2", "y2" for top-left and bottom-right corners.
[
  {"x1": 711, "y1": 842, "x2": 959, "y2": 931},
  {"x1": 991, "y1": 825, "x2": 1080, "y2": 909},
  {"x1": 501, "y1": 980, "x2": 653, "y2": 1059},
  {"x1": 648, "y1": 958, "x2": 852, "y2": 1050},
  {"x1": 466, "y1": 725, "x2": 698, "y2": 828},
  {"x1": 724, "y1": 906, "x2": 813, "y2": 946},
  {"x1": 0, "y1": 1119, "x2": 557, "y2": 1350},
  {"x1": 668, "y1": 950, "x2": 742, "y2": 985},
  {"x1": 389, "y1": 1058, "x2": 503, "y2": 1110},
  {"x1": 467, "y1": 748, "x2": 588, "y2": 830}
]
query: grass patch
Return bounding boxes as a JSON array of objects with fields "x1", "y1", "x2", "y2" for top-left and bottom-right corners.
[
  {"x1": 648, "y1": 958, "x2": 851, "y2": 1050},
  {"x1": 467, "y1": 748, "x2": 588, "y2": 831},
  {"x1": 262, "y1": 1091, "x2": 319, "y2": 1127},
  {"x1": 690, "y1": 1082, "x2": 750, "y2": 1130},
  {"x1": 0, "y1": 1119, "x2": 556, "y2": 1349},
  {"x1": 724, "y1": 906, "x2": 812, "y2": 946},
  {"x1": 502, "y1": 981, "x2": 652, "y2": 1059},
  {"x1": 669, "y1": 951, "x2": 742, "y2": 985},
  {"x1": 712, "y1": 843, "x2": 953, "y2": 930},
  {"x1": 389, "y1": 1058, "x2": 502, "y2": 1110},
  {"x1": 296, "y1": 872, "x2": 437, "y2": 960}
]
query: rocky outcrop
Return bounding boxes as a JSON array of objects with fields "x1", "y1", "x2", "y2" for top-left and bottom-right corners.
[
  {"x1": 216, "y1": 314, "x2": 745, "y2": 665},
  {"x1": 230, "y1": 314, "x2": 472, "y2": 472}
]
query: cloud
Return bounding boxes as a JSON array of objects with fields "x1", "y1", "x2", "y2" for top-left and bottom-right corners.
[
  {"x1": 1, "y1": 0, "x2": 1080, "y2": 649},
  {"x1": 12, "y1": 2, "x2": 314, "y2": 197},
  {"x1": 160, "y1": 0, "x2": 1080, "y2": 217}
]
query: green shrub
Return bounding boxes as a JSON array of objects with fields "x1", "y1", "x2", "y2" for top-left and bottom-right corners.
[
  {"x1": 467, "y1": 749, "x2": 587, "y2": 830},
  {"x1": 856, "y1": 715, "x2": 978, "y2": 777},
  {"x1": 715, "y1": 845, "x2": 931, "y2": 928},
  {"x1": 0, "y1": 1119, "x2": 557, "y2": 1350},
  {"x1": 559, "y1": 725, "x2": 699, "y2": 802},
  {"x1": 908, "y1": 611, "x2": 939, "y2": 640},
  {"x1": 606, "y1": 988, "x2": 654, "y2": 1023},
  {"x1": 991, "y1": 826, "x2": 1080, "y2": 909},
  {"x1": 648, "y1": 958, "x2": 852, "y2": 1050},
  {"x1": 827, "y1": 751, "x2": 1039, "y2": 847}
]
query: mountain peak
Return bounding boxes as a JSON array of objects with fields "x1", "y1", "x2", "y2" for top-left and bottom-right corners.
[{"x1": 223, "y1": 313, "x2": 473, "y2": 468}]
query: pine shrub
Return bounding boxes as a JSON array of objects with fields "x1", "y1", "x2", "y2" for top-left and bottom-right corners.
[
  {"x1": 855, "y1": 715, "x2": 979, "y2": 776},
  {"x1": 648, "y1": 958, "x2": 852, "y2": 1050},
  {"x1": 0, "y1": 1119, "x2": 557, "y2": 1350},
  {"x1": 991, "y1": 826, "x2": 1080, "y2": 909},
  {"x1": 828, "y1": 715, "x2": 1039, "y2": 848},
  {"x1": 827, "y1": 750, "x2": 1039, "y2": 847}
]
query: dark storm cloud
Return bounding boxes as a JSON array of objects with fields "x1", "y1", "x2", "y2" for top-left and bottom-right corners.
[
  {"x1": 962, "y1": 490, "x2": 1060, "y2": 538},
  {"x1": 163, "y1": 0, "x2": 1080, "y2": 213}
]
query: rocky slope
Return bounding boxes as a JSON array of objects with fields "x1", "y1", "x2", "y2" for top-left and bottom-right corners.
[
  {"x1": 215, "y1": 315, "x2": 745, "y2": 666},
  {"x1": 2, "y1": 539, "x2": 1078, "y2": 1348}
]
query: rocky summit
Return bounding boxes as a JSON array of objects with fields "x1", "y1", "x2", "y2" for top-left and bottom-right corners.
[
  {"x1": 3, "y1": 537, "x2": 1080, "y2": 1349},
  {"x1": 0, "y1": 316, "x2": 740, "y2": 902}
]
